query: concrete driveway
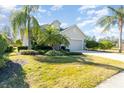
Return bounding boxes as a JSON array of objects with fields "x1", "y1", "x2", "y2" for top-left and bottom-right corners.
[{"x1": 82, "y1": 50, "x2": 124, "y2": 62}]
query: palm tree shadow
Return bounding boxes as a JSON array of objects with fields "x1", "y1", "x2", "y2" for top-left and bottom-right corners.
[
  {"x1": 0, "y1": 61, "x2": 29, "y2": 88},
  {"x1": 35, "y1": 55, "x2": 124, "y2": 71},
  {"x1": 75, "y1": 56, "x2": 124, "y2": 71},
  {"x1": 82, "y1": 61, "x2": 124, "y2": 71}
]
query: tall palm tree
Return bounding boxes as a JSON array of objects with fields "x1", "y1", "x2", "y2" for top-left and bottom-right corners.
[
  {"x1": 97, "y1": 6, "x2": 124, "y2": 53},
  {"x1": 10, "y1": 5, "x2": 40, "y2": 49}
]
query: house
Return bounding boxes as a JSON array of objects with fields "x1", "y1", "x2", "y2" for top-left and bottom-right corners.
[{"x1": 49, "y1": 20, "x2": 85, "y2": 52}]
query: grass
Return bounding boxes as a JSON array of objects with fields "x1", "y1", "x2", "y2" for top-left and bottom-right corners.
[
  {"x1": 88, "y1": 47, "x2": 124, "y2": 53},
  {"x1": 0, "y1": 53, "x2": 124, "y2": 88}
]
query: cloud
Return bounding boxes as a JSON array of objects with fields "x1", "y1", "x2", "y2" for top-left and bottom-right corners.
[
  {"x1": 87, "y1": 10, "x2": 96, "y2": 15},
  {"x1": 90, "y1": 26, "x2": 119, "y2": 40},
  {"x1": 37, "y1": 6, "x2": 51, "y2": 17},
  {"x1": 0, "y1": 14, "x2": 6, "y2": 19},
  {"x1": 38, "y1": 6, "x2": 47, "y2": 13},
  {"x1": 77, "y1": 7, "x2": 109, "y2": 28},
  {"x1": 78, "y1": 5, "x2": 97, "y2": 14},
  {"x1": 51, "y1": 5, "x2": 63, "y2": 11},
  {"x1": 77, "y1": 16, "x2": 98, "y2": 28},
  {"x1": 76, "y1": 17, "x2": 82, "y2": 21},
  {"x1": 86, "y1": 7, "x2": 109, "y2": 21},
  {"x1": 92, "y1": 7, "x2": 109, "y2": 18},
  {"x1": 38, "y1": 8, "x2": 47, "y2": 13},
  {"x1": 77, "y1": 20, "x2": 93, "y2": 27},
  {"x1": 0, "y1": 5, "x2": 16, "y2": 11},
  {"x1": 61, "y1": 23, "x2": 68, "y2": 28},
  {"x1": 79, "y1": 5, "x2": 96, "y2": 10}
]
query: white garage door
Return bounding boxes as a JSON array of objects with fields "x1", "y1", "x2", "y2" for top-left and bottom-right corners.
[{"x1": 69, "y1": 39, "x2": 83, "y2": 51}]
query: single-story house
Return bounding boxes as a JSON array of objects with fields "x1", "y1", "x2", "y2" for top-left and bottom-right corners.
[{"x1": 49, "y1": 20, "x2": 85, "y2": 52}]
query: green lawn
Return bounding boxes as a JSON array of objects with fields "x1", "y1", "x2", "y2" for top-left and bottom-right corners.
[
  {"x1": 0, "y1": 54, "x2": 124, "y2": 88},
  {"x1": 88, "y1": 48, "x2": 124, "y2": 53}
]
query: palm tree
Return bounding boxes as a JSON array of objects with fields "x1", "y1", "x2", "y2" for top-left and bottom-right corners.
[
  {"x1": 10, "y1": 5, "x2": 40, "y2": 49},
  {"x1": 39, "y1": 25, "x2": 69, "y2": 50},
  {"x1": 97, "y1": 6, "x2": 124, "y2": 53},
  {"x1": 1, "y1": 26, "x2": 13, "y2": 45}
]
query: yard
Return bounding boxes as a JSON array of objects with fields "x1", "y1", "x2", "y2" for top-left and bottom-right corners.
[{"x1": 0, "y1": 54, "x2": 124, "y2": 88}]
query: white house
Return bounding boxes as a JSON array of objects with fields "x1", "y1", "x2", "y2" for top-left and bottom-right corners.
[{"x1": 51, "y1": 20, "x2": 85, "y2": 52}]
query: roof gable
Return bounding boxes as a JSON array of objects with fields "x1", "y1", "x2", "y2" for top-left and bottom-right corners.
[
  {"x1": 61, "y1": 25, "x2": 85, "y2": 40},
  {"x1": 40, "y1": 21, "x2": 85, "y2": 39}
]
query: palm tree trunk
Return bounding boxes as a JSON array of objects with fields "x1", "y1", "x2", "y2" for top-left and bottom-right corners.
[
  {"x1": 28, "y1": 18, "x2": 32, "y2": 50},
  {"x1": 118, "y1": 19, "x2": 123, "y2": 53}
]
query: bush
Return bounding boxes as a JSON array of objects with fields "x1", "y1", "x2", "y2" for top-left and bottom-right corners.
[
  {"x1": 66, "y1": 52, "x2": 82, "y2": 55},
  {"x1": 99, "y1": 40, "x2": 114, "y2": 49},
  {"x1": 0, "y1": 56, "x2": 6, "y2": 69},
  {"x1": 0, "y1": 35, "x2": 8, "y2": 55},
  {"x1": 85, "y1": 40, "x2": 99, "y2": 49},
  {"x1": 20, "y1": 50, "x2": 39, "y2": 55},
  {"x1": 15, "y1": 39, "x2": 22, "y2": 47},
  {"x1": 37, "y1": 50, "x2": 48, "y2": 55},
  {"x1": 5, "y1": 46, "x2": 14, "y2": 53},
  {"x1": 45, "y1": 50, "x2": 65, "y2": 56},
  {"x1": 32, "y1": 45, "x2": 52, "y2": 50},
  {"x1": 85, "y1": 36, "x2": 98, "y2": 49},
  {"x1": 18, "y1": 46, "x2": 28, "y2": 52}
]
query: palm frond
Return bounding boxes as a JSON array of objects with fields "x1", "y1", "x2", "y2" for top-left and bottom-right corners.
[
  {"x1": 10, "y1": 11, "x2": 27, "y2": 38},
  {"x1": 97, "y1": 15, "x2": 116, "y2": 32},
  {"x1": 108, "y1": 6, "x2": 124, "y2": 17},
  {"x1": 23, "y1": 5, "x2": 39, "y2": 13}
]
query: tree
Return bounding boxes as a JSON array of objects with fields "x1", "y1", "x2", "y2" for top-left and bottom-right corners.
[
  {"x1": 99, "y1": 36, "x2": 118, "y2": 47},
  {"x1": 37, "y1": 25, "x2": 69, "y2": 50},
  {"x1": 99, "y1": 39, "x2": 114, "y2": 49},
  {"x1": 84, "y1": 36, "x2": 99, "y2": 49},
  {"x1": 0, "y1": 34, "x2": 8, "y2": 55},
  {"x1": 10, "y1": 5, "x2": 40, "y2": 49},
  {"x1": 0, "y1": 25, "x2": 14, "y2": 45},
  {"x1": 97, "y1": 6, "x2": 124, "y2": 53}
]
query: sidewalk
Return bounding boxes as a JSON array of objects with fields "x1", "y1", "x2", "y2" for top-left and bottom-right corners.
[{"x1": 96, "y1": 71, "x2": 124, "y2": 88}]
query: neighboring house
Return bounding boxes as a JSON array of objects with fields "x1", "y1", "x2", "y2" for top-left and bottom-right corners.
[{"x1": 43, "y1": 20, "x2": 85, "y2": 52}]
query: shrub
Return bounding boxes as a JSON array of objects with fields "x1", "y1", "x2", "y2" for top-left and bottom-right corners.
[
  {"x1": 32, "y1": 45, "x2": 52, "y2": 50},
  {"x1": 67, "y1": 52, "x2": 82, "y2": 55},
  {"x1": 45, "y1": 50, "x2": 65, "y2": 56},
  {"x1": 5, "y1": 46, "x2": 14, "y2": 53},
  {"x1": 15, "y1": 39, "x2": 22, "y2": 47},
  {"x1": 20, "y1": 50, "x2": 39, "y2": 55},
  {"x1": 37, "y1": 50, "x2": 48, "y2": 55},
  {"x1": 18, "y1": 46, "x2": 28, "y2": 52},
  {"x1": 85, "y1": 40, "x2": 99, "y2": 49},
  {"x1": 85, "y1": 36, "x2": 98, "y2": 49},
  {"x1": 0, "y1": 56, "x2": 6, "y2": 69},
  {"x1": 0, "y1": 35, "x2": 8, "y2": 55},
  {"x1": 99, "y1": 40, "x2": 114, "y2": 49}
]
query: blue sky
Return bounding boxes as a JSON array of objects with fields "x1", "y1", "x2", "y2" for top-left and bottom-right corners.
[{"x1": 0, "y1": 5, "x2": 123, "y2": 40}]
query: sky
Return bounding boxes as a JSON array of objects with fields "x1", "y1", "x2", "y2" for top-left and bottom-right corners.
[{"x1": 0, "y1": 5, "x2": 123, "y2": 40}]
